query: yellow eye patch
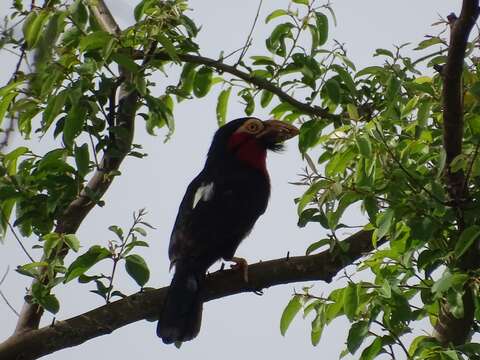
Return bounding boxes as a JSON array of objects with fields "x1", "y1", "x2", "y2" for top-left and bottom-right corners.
[{"x1": 241, "y1": 118, "x2": 264, "y2": 134}]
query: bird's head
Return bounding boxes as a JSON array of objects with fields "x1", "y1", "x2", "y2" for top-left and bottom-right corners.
[{"x1": 206, "y1": 117, "x2": 299, "y2": 173}]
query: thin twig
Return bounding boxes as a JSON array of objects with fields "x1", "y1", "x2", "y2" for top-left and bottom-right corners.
[
  {"x1": 411, "y1": 48, "x2": 448, "y2": 67},
  {"x1": 235, "y1": 0, "x2": 263, "y2": 66},
  {"x1": 0, "y1": 267, "x2": 8, "y2": 286},
  {"x1": 0, "y1": 291, "x2": 19, "y2": 317},
  {"x1": 373, "y1": 122, "x2": 447, "y2": 205},
  {"x1": 0, "y1": 210, "x2": 34, "y2": 263},
  {"x1": 105, "y1": 209, "x2": 146, "y2": 303},
  {"x1": 0, "y1": 267, "x2": 19, "y2": 317},
  {"x1": 373, "y1": 320, "x2": 411, "y2": 360},
  {"x1": 88, "y1": 132, "x2": 100, "y2": 170},
  {"x1": 463, "y1": 142, "x2": 480, "y2": 194}
]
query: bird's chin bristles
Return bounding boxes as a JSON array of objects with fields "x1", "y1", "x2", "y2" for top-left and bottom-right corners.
[{"x1": 267, "y1": 143, "x2": 285, "y2": 152}]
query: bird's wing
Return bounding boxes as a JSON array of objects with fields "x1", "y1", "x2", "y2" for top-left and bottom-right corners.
[
  {"x1": 168, "y1": 170, "x2": 269, "y2": 268},
  {"x1": 168, "y1": 172, "x2": 217, "y2": 264}
]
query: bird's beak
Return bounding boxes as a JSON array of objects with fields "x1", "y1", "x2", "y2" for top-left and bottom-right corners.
[{"x1": 257, "y1": 120, "x2": 299, "y2": 143}]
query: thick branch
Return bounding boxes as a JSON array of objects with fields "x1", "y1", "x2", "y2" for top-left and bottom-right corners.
[
  {"x1": 0, "y1": 230, "x2": 375, "y2": 360},
  {"x1": 435, "y1": 0, "x2": 480, "y2": 346},
  {"x1": 132, "y1": 50, "x2": 338, "y2": 121},
  {"x1": 14, "y1": 0, "x2": 138, "y2": 335},
  {"x1": 442, "y1": 1, "x2": 479, "y2": 201}
]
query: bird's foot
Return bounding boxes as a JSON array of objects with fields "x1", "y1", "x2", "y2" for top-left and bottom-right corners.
[{"x1": 230, "y1": 257, "x2": 249, "y2": 282}]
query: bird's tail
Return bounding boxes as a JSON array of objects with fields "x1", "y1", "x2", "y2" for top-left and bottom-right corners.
[{"x1": 157, "y1": 260, "x2": 204, "y2": 344}]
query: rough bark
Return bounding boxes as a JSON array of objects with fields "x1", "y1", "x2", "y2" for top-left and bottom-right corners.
[{"x1": 435, "y1": 0, "x2": 480, "y2": 345}]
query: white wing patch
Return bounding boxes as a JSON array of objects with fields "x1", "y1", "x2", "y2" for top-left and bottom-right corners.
[{"x1": 192, "y1": 182, "x2": 214, "y2": 209}]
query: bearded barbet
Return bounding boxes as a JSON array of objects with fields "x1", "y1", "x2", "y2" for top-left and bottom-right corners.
[{"x1": 157, "y1": 117, "x2": 299, "y2": 344}]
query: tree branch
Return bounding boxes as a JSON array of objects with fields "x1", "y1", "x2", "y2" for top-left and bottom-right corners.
[
  {"x1": 435, "y1": 0, "x2": 480, "y2": 346},
  {"x1": 0, "y1": 230, "x2": 376, "y2": 360},
  {"x1": 132, "y1": 50, "x2": 338, "y2": 121},
  {"x1": 14, "y1": 0, "x2": 138, "y2": 335}
]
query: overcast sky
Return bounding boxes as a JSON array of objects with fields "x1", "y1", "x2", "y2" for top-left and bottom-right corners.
[{"x1": 0, "y1": 1, "x2": 455, "y2": 359}]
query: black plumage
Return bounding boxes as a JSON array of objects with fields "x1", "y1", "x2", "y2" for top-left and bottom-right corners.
[{"x1": 157, "y1": 117, "x2": 298, "y2": 344}]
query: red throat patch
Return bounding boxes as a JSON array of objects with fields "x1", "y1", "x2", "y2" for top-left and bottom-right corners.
[{"x1": 227, "y1": 132, "x2": 268, "y2": 174}]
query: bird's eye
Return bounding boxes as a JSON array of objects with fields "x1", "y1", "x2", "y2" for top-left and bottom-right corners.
[{"x1": 245, "y1": 121, "x2": 262, "y2": 133}]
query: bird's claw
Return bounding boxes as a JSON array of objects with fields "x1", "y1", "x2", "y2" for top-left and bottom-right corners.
[{"x1": 230, "y1": 257, "x2": 249, "y2": 282}]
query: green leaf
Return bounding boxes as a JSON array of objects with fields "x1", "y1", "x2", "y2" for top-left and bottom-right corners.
[
  {"x1": 385, "y1": 75, "x2": 401, "y2": 105},
  {"x1": 23, "y1": 10, "x2": 50, "y2": 49},
  {"x1": 280, "y1": 295, "x2": 303, "y2": 336},
  {"x1": 0, "y1": 92, "x2": 16, "y2": 128},
  {"x1": 176, "y1": 63, "x2": 198, "y2": 101},
  {"x1": 41, "y1": 293, "x2": 60, "y2": 314},
  {"x1": 315, "y1": 12, "x2": 328, "y2": 46},
  {"x1": 347, "y1": 321, "x2": 369, "y2": 354},
  {"x1": 298, "y1": 119, "x2": 325, "y2": 153},
  {"x1": 79, "y1": 31, "x2": 112, "y2": 51},
  {"x1": 0, "y1": 199, "x2": 15, "y2": 242},
  {"x1": 454, "y1": 225, "x2": 480, "y2": 258},
  {"x1": 447, "y1": 289, "x2": 464, "y2": 319},
  {"x1": 241, "y1": 91, "x2": 255, "y2": 116},
  {"x1": 125, "y1": 254, "x2": 150, "y2": 287},
  {"x1": 356, "y1": 135, "x2": 372, "y2": 158},
  {"x1": 414, "y1": 37, "x2": 443, "y2": 50},
  {"x1": 305, "y1": 238, "x2": 330, "y2": 255},
  {"x1": 347, "y1": 103, "x2": 360, "y2": 120},
  {"x1": 343, "y1": 283, "x2": 358, "y2": 321},
  {"x1": 43, "y1": 90, "x2": 67, "y2": 131},
  {"x1": 64, "y1": 234, "x2": 80, "y2": 252},
  {"x1": 193, "y1": 66, "x2": 213, "y2": 98},
  {"x1": 401, "y1": 96, "x2": 419, "y2": 118},
  {"x1": 134, "y1": 0, "x2": 146, "y2": 21},
  {"x1": 63, "y1": 104, "x2": 87, "y2": 148},
  {"x1": 0, "y1": 80, "x2": 23, "y2": 98},
  {"x1": 265, "y1": 9, "x2": 288, "y2": 23},
  {"x1": 376, "y1": 209, "x2": 394, "y2": 241},
  {"x1": 297, "y1": 181, "x2": 325, "y2": 215},
  {"x1": 112, "y1": 53, "x2": 140, "y2": 73},
  {"x1": 31, "y1": 282, "x2": 60, "y2": 314},
  {"x1": 216, "y1": 87, "x2": 231, "y2": 126},
  {"x1": 293, "y1": 0, "x2": 309, "y2": 4},
  {"x1": 69, "y1": 0, "x2": 88, "y2": 29},
  {"x1": 108, "y1": 225, "x2": 124, "y2": 239},
  {"x1": 74, "y1": 143, "x2": 90, "y2": 177},
  {"x1": 374, "y1": 48, "x2": 394, "y2": 58},
  {"x1": 432, "y1": 270, "x2": 468, "y2": 298},
  {"x1": 133, "y1": 227, "x2": 147, "y2": 236},
  {"x1": 64, "y1": 245, "x2": 111, "y2": 283},
  {"x1": 157, "y1": 33, "x2": 179, "y2": 63},
  {"x1": 260, "y1": 90, "x2": 274, "y2": 108},
  {"x1": 311, "y1": 305, "x2": 325, "y2": 346},
  {"x1": 355, "y1": 66, "x2": 385, "y2": 78},
  {"x1": 43, "y1": 232, "x2": 61, "y2": 258},
  {"x1": 4, "y1": 146, "x2": 29, "y2": 175},
  {"x1": 266, "y1": 23, "x2": 294, "y2": 56},
  {"x1": 360, "y1": 336, "x2": 382, "y2": 360},
  {"x1": 323, "y1": 79, "x2": 340, "y2": 104},
  {"x1": 440, "y1": 350, "x2": 460, "y2": 360}
]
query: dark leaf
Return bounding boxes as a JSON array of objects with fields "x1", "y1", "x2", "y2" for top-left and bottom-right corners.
[
  {"x1": 125, "y1": 254, "x2": 150, "y2": 287},
  {"x1": 347, "y1": 321, "x2": 369, "y2": 354},
  {"x1": 64, "y1": 245, "x2": 111, "y2": 283},
  {"x1": 193, "y1": 66, "x2": 213, "y2": 98}
]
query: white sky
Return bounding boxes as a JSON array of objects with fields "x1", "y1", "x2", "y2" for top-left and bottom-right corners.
[{"x1": 0, "y1": 1, "x2": 455, "y2": 359}]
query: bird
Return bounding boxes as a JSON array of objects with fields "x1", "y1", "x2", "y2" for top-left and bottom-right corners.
[{"x1": 157, "y1": 117, "x2": 299, "y2": 344}]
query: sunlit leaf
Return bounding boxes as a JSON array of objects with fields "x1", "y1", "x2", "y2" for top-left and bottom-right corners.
[{"x1": 280, "y1": 295, "x2": 303, "y2": 336}]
